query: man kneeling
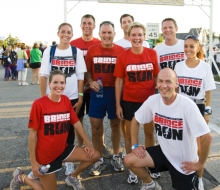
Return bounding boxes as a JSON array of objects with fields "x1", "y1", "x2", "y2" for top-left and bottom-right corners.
[{"x1": 124, "y1": 68, "x2": 212, "y2": 190}]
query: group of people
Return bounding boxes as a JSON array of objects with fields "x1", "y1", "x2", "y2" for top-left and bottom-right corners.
[
  {"x1": 9, "y1": 14, "x2": 217, "y2": 190},
  {"x1": 0, "y1": 43, "x2": 42, "y2": 85}
]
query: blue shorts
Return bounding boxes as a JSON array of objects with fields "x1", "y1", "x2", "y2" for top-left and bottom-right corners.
[{"x1": 89, "y1": 87, "x2": 117, "y2": 119}]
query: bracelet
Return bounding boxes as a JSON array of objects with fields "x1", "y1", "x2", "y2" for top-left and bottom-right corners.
[
  {"x1": 131, "y1": 144, "x2": 138, "y2": 150},
  {"x1": 78, "y1": 93, "x2": 83, "y2": 97}
]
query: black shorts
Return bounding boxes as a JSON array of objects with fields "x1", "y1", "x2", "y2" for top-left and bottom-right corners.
[
  {"x1": 30, "y1": 62, "x2": 41, "y2": 69},
  {"x1": 196, "y1": 104, "x2": 205, "y2": 116},
  {"x1": 147, "y1": 145, "x2": 199, "y2": 190},
  {"x1": 78, "y1": 92, "x2": 90, "y2": 118},
  {"x1": 121, "y1": 100, "x2": 142, "y2": 121},
  {"x1": 45, "y1": 144, "x2": 75, "y2": 174}
]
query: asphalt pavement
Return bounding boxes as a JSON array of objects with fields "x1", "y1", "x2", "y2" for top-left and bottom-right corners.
[{"x1": 0, "y1": 67, "x2": 219, "y2": 190}]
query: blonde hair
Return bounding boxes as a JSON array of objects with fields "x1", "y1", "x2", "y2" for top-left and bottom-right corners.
[{"x1": 128, "y1": 22, "x2": 146, "y2": 36}]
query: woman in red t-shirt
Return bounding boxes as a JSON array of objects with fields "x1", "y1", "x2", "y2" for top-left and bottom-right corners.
[
  {"x1": 114, "y1": 22, "x2": 160, "y2": 183},
  {"x1": 10, "y1": 70, "x2": 99, "y2": 190}
]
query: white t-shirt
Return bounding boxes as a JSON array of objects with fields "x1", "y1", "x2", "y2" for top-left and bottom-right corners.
[
  {"x1": 40, "y1": 45, "x2": 87, "y2": 100},
  {"x1": 114, "y1": 38, "x2": 149, "y2": 49},
  {"x1": 0, "y1": 48, "x2": 3, "y2": 58},
  {"x1": 154, "y1": 39, "x2": 185, "y2": 70},
  {"x1": 175, "y1": 60, "x2": 216, "y2": 99},
  {"x1": 135, "y1": 94, "x2": 210, "y2": 175}
]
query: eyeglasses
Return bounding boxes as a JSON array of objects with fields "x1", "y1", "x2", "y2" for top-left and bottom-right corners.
[
  {"x1": 185, "y1": 35, "x2": 199, "y2": 41},
  {"x1": 99, "y1": 21, "x2": 114, "y2": 28}
]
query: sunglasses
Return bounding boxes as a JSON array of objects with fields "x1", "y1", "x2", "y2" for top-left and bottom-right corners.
[
  {"x1": 99, "y1": 21, "x2": 114, "y2": 28},
  {"x1": 185, "y1": 35, "x2": 199, "y2": 41}
]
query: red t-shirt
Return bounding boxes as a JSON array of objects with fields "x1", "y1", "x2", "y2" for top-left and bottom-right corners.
[
  {"x1": 114, "y1": 48, "x2": 159, "y2": 103},
  {"x1": 26, "y1": 49, "x2": 30, "y2": 58},
  {"x1": 70, "y1": 37, "x2": 100, "y2": 58},
  {"x1": 28, "y1": 95, "x2": 78, "y2": 164},
  {"x1": 70, "y1": 37, "x2": 100, "y2": 92},
  {"x1": 86, "y1": 44, "x2": 125, "y2": 87}
]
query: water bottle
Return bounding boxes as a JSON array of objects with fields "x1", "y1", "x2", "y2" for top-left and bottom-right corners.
[
  {"x1": 96, "y1": 77, "x2": 103, "y2": 98},
  {"x1": 28, "y1": 164, "x2": 50, "y2": 179}
]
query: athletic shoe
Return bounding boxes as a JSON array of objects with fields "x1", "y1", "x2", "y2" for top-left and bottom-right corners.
[
  {"x1": 89, "y1": 160, "x2": 107, "y2": 176},
  {"x1": 10, "y1": 167, "x2": 24, "y2": 190},
  {"x1": 111, "y1": 156, "x2": 125, "y2": 172},
  {"x1": 149, "y1": 170, "x2": 161, "y2": 179},
  {"x1": 65, "y1": 162, "x2": 74, "y2": 175},
  {"x1": 127, "y1": 170, "x2": 138, "y2": 184},
  {"x1": 122, "y1": 149, "x2": 126, "y2": 159},
  {"x1": 22, "y1": 82, "x2": 29, "y2": 86},
  {"x1": 102, "y1": 145, "x2": 111, "y2": 159},
  {"x1": 18, "y1": 82, "x2": 22, "y2": 86},
  {"x1": 198, "y1": 178, "x2": 204, "y2": 190},
  {"x1": 140, "y1": 181, "x2": 162, "y2": 190},
  {"x1": 65, "y1": 175, "x2": 84, "y2": 190}
]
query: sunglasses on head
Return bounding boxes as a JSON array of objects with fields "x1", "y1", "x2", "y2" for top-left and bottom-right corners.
[
  {"x1": 99, "y1": 21, "x2": 114, "y2": 28},
  {"x1": 185, "y1": 35, "x2": 199, "y2": 41}
]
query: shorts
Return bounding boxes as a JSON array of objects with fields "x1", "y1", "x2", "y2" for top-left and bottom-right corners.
[
  {"x1": 30, "y1": 62, "x2": 41, "y2": 69},
  {"x1": 196, "y1": 104, "x2": 205, "y2": 116},
  {"x1": 89, "y1": 87, "x2": 117, "y2": 119},
  {"x1": 44, "y1": 144, "x2": 75, "y2": 174},
  {"x1": 66, "y1": 99, "x2": 77, "y2": 144},
  {"x1": 78, "y1": 92, "x2": 90, "y2": 118},
  {"x1": 121, "y1": 100, "x2": 142, "y2": 121},
  {"x1": 146, "y1": 145, "x2": 199, "y2": 190}
]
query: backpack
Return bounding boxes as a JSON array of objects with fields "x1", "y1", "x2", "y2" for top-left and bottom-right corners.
[{"x1": 49, "y1": 45, "x2": 77, "y2": 77}]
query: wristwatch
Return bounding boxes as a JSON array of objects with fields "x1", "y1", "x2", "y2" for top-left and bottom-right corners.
[
  {"x1": 205, "y1": 106, "x2": 212, "y2": 115},
  {"x1": 131, "y1": 144, "x2": 138, "y2": 150}
]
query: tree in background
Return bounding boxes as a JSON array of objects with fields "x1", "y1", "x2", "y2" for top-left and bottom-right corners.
[{"x1": 2, "y1": 34, "x2": 20, "y2": 47}]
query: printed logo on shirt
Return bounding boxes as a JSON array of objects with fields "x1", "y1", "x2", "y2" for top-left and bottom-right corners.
[
  {"x1": 159, "y1": 52, "x2": 184, "y2": 70},
  {"x1": 178, "y1": 76, "x2": 202, "y2": 97},
  {"x1": 154, "y1": 113, "x2": 183, "y2": 141},
  {"x1": 82, "y1": 50, "x2": 88, "y2": 57},
  {"x1": 93, "y1": 56, "x2": 117, "y2": 73},
  {"x1": 51, "y1": 58, "x2": 76, "y2": 78},
  {"x1": 43, "y1": 112, "x2": 71, "y2": 136},
  {"x1": 126, "y1": 63, "x2": 153, "y2": 82}
]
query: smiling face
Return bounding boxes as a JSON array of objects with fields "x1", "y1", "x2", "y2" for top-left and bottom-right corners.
[
  {"x1": 80, "y1": 17, "x2": 95, "y2": 36},
  {"x1": 57, "y1": 24, "x2": 73, "y2": 45},
  {"x1": 162, "y1": 20, "x2": 178, "y2": 41},
  {"x1": 157, "y1": 68, "x2": 178, "y2": 105},
  {"x1": 99, "y1": 24, "x2": 115, "y2": 48},
  {"x1": 49, "y1": 74, "x2": 66, "y2": 97},
  {"x1": 121, "y1": 16, "x2": 133, "y2": 34},
  {"x1": 129, "y1": 27, "x2": 145, "y2": 49},
  {"x1": 184, "y1": 38, "x2": 200, "y2": 59}
]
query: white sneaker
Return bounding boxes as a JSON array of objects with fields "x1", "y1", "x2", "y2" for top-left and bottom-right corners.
[
  {"x1": 65, "y1": 162, "x2": 74, "y2": 175},
  {"x1": 18, "y1": 82, "x2": 22, "y2": 86},
  {"x1": 122, "y1": 149, "x2": 126, "y2": 159},
  {"x1": 22, "y1": 82, "x2": 29, "y2": 86},
  {"x1": 149, "y1": 170, "x2": 161, "y2": 179},
  {"x1": 127, "y1": 170, "x2": 138, "y2": 184},
  {"x1": 198, "y1": 178, "x2": 204, "y2": 190},
  {"x1": 140, "y1": 181, "x2": 162, "y2": 190}
]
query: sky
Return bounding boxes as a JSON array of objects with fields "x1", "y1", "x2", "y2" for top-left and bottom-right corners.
[{"x1": 0, "y1": 0, "x2": 220, "y2": 45}]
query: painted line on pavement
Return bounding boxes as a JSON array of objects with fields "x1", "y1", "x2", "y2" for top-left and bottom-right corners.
[{"x1": 209, "y1": 123, "x2": 220, "y2": 134}]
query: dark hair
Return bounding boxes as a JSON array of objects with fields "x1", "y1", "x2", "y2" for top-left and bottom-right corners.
[
  {"x1": 33, "y1": 43, "x2": 39, "y2": 49},
  {"x1": 99, "y1": 21, "x2": 114, "y2": 29},
  {"x1": 120, "y1": 14, "x2": 134, "y2": 24},
  {"x1": 4, "y1": 50, "x2": 10, "y2": 56},
  {"x1": 162, "y1": 18, "x2": 178, "y2": 28},
  {"x1": 184, "y1": 35, "x2": 204, "y2": 60},
  {"x1": 49, "y1": 70, "x2": 66, "y2": 83},
  {"x1": 81, "y1": 14, "x2": 95, "y2": 23},
  {"x1": 20, "y1": 44, "x2": 26, "y2": 50},
  {"x1": 58, "y1": 23, "x2": 73, "y2": 32},
  {"x1": 52, "y1": 41, "x2": 56, "y2": 45}
]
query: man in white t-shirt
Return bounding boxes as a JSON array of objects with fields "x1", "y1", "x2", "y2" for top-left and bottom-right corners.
[
  {"x1": 114, "y1": 14, "x2": 149, "y2": 49},
  {"x1": 124, "y1": 68, "x2": 212, "y2": 190},
  {"x1": 154, "y1": 18, "x2": 185, "y2": 70}
]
